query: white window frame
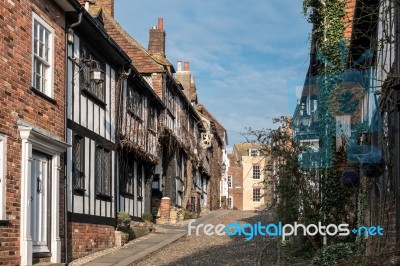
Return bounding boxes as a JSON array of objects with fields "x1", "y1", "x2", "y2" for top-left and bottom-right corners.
[
  {"x1": 227, "y1": 175, "x2": 232, "y2": 188},
  {"x1": 228, "y1": 196, "x2": 233, "y2": 209},
  {"x1": 0, "y1": 134, "x2": 6, "y2": 220},
  {"x1": 253, "y1": 188, "x2": 261, "y2": 202},
  {"x1": 32, "y1": 12, "x2": 54, "y2": 97},
  {"x1": 253, "y1": 165, "x2": 261, "y2": 180},
  {"x1": 249, "y1": 149, "x2": 259, "y2": 156}
]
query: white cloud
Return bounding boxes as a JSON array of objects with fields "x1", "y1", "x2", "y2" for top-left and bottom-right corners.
[{"x1": 115, "y1": 0, "x2": 311, "y2": 147}]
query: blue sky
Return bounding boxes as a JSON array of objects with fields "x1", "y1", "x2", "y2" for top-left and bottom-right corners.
[{"x1": 115, "y1": 0, "x2": 312, "y2": 149}]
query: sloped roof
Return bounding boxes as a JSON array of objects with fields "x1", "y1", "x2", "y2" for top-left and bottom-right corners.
[
  {"x1": 196, "y1": 103, "x2": 226, "y2": 144},
  {"x1": 232, "y1": 143, "x2": 264, "y2": 157},
  {"x1": 89, "y1": 3, "x2": 173, "y2": 74}
]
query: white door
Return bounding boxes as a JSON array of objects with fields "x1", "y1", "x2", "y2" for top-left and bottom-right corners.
[{"x1": 31, "y1": 151, "x2": 50, "y2": 253}]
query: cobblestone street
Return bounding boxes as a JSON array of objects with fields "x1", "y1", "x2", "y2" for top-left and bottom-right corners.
[{"x1": 136, "y1": 210, "x2": 277, "y2": 266}]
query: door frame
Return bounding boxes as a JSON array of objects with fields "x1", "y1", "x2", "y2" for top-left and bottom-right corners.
[
  {"x1": 31, "y1": 151, "x2": 51, "y2": 254},
  {"x1": 19, "y1": 126, "x2": 69, "y2": 265}
]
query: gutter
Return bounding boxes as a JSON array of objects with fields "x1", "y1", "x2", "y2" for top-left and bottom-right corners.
[{"x1": 66, "y1": 0, "x2": 131, "y2": 65}]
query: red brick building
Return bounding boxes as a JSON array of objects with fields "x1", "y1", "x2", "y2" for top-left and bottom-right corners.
[
  {"x1": 227, "y1": 154, "x2": 244, "y2": 210},
  {"x1": 0, "y1": 0, "x2": 71, "y2": 264}
]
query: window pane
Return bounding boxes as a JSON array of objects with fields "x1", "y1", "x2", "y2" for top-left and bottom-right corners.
[
  {"x1": 127, "y1": 165, "x2": 133, "y2": 194},
  {"x1": 253, "y1": 188, "x2": 261, "y2": 202},
  {"x1": 35, "y1": 75, "x2": 41, "y2": 91},
  {"x1": 39, "y1": 42, "x2": 44, "y2": 58},
  {"x1": 44, "y1": 46, "x2": 49, "y2": 62},
  {"x1": 34, "y1": 38, "x2": 38, "y2": 55},
  {"x1": 104, "y1": 150, "x2": 111, "y2": 195},
  {"x1": 45, "y1": 31, "x2": 49, "y2": 46},
  {"x1": 253, "y1": 165, "x2": 260, "y2": 179},
  {"x1": 95, "y1": 148, "x2": 102, "y2": 193},
  {"x1": 34, "y1": 21, "x2": 38, "y2": 39},
  {"x1": 39, "y1": 27, "x2": 44, "y2": 42},
  {"x1": 137, "y1": 164, "x2": 142, "y2": 197},
  {"x1": 73, "y1": 136, "x2": 84, "y2": 190}
]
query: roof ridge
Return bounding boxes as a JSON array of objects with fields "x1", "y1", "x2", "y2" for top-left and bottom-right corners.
[{"x1": 103, "y1": 13, "x2": 172, "y2": 68}]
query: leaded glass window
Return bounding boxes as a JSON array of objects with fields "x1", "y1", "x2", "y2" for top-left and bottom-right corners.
[
  {"x1": 95, "y1": 146, "x2": 111, "y2": 196},
  {"x1": 72, "y1": 135, "x2": 84, "y2": 190}
]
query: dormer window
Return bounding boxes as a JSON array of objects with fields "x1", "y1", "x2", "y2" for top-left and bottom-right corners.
[{"x1": 249, "y1": 149, "x2": 259, "y2": 157}]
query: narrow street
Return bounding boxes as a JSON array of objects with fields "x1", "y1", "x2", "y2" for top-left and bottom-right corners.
[{"x1": 136, "y1": 210, "x2": 277, "y2": 266}]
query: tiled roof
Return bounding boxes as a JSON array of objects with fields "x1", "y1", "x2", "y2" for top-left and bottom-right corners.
[
  {"x1": 103, "y1": 14, "x2": 165, "y2": 73},
  {"x1": 87, "y1": 2, "x2": 172, "y2": 74},
  {"x1": 232, "y1": 143, "x2": 264, "y2": 157},
  {"x1": 196, "y1": 104, "x2": 226, "y2": 143}
]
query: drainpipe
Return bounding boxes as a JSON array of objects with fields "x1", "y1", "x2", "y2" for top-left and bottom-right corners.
[
  {"x1": 395, "y1": 0, "x2": 400, "y2": 245},
  {"x1": 64, "y1": 12, "x2": 83, "y2": 264}
]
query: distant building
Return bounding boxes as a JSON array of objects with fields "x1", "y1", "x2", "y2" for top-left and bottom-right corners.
[{"x1": 228, "y1": 143, "x2": 272, "y2": 211}]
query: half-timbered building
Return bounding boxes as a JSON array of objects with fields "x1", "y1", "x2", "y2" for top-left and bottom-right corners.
[
  {"x1": 65, "y1": 4, "x2": 131, "y2": 259},
  {"x1": 101, "y1": 8, "x2": 207, "y2": 216},
  {"x1": 117, "y1": 67, "x2": 165, "y2": 219}
]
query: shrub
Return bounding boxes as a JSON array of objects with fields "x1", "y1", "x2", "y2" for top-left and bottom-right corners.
[
  {"x1": 142, "y1": 212, "x2": 153, "y2": 223},
  {"x1": 310, "y1": 242, "x2": 358, "y2": 266},
  {"x1": 221, "y1": 196, "x2": 226, "y2": 202},
  {"x1": 182, "y1": 209, "x2": 193, "y2": 220},
  {"x1": 117, "y1": 211, "x2": 131, "y2": 232}
]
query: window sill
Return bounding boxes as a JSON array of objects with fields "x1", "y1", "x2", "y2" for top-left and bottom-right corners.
[
  {"x1": 96, "y1": 193, "x2": 112, "y2": 201},
  {"x1": 148, "y1": 128, "x2": 157, "y2": 134},
  {"x1": 31, "y1": 87, "x2": 57, "y2": 104},
  {"x1": 120, "y1": 191, "x2": 135, "y2": 199},
  {"x1": 166, "y1": 109, "x2": 175, "y2": 119},
  {"x1": 74, "y1": 188, "x2": 86, "y2": 196},
  {"x1": 82, "y1": 89, "x2": 107, "y2": 108},
  {"x1": 0, "y1": 220, "x2": 9, "y2": 226},
  {"x1": 127, "y1": 109, "x2": 143, "y2": 122}
]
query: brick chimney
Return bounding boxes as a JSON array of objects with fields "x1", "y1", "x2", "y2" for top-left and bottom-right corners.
[
  {"x1": 99, "y1": 0, "x2": 114, "y2": 17},
  {"x1": 174, "y1": 61, "x2": 193, "y2": 101},
  {"x1": 77, "y1": 0, "x2": 114, "y2": 17},
  {"x1": 148, "y1": 18, "x2": 166, "y2": 56},
  {"x1": 184, "y1": 61, "x2": 189, "y2": 71}
]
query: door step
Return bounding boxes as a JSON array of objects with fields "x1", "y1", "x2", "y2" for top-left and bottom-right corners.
[{"x1": 34, "y1": 263, "x2": 65, "y2": 266}]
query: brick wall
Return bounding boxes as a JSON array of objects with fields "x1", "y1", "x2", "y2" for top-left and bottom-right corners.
[
  {"x1": 68, "y1": 222, "x2": 115, "y2": 261},
  {"x1": 366, "y1": 197, "x2": 397, "y2": 255},
  {"x1": 0, "y1": 0, "x2": 66, "y2": 265},
  {"x1": 343, "y1": 0, "x2": 356, "y2": 40},
  {"x1": 228, "y1": 165, "x2": 243, "y2": 210},
  {"x1": 151, "y1": 73, "x2": 163, "y2": 100},
  {"x1": 208, "y1": 137, "x2": 222, "y2": 210}
]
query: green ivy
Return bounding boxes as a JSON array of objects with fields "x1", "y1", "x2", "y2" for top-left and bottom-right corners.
[
  {"x1": 304, "y1": 0, "x2": 360, "y2": 247},
  {"x1": 310, "y1": 242, "x2": 360, "y2": 266}
]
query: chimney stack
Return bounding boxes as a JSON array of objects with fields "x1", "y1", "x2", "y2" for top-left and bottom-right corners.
[
  {"x1": 78, "y1": 0, "x2": 115, "y2": 17},
  {"x1": 99, "y1": 0, "x2": 114, "y2": 17},
  {"x1": 177, "y1": 61, "x2": 182, "y2": 71},
  {"x1": 184, "y1": 61, "x2": 189, "y2": 71},
  {"x1": 158, "y1": 18, "x2": 163, "y2": 29},
  {"x1": 148, "y1": 18, "x2": 166, "y2": 56}
]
